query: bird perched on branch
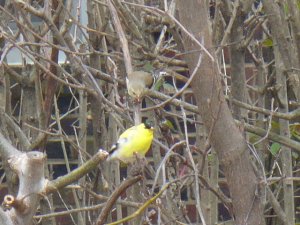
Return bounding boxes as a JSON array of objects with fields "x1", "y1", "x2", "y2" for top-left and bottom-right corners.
[
  {"x1": 126, "y1": 71, "x2": 155, "y2": 102},
  {"x1": 107, "y1": 122, "x2": 154, "y2": 164}
]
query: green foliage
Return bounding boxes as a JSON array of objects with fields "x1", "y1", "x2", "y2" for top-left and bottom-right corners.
[
  {"x1": 153, "y1": 77, "x2": 164, "y2": 91},
  {"x1": 284, "y1": 3, "x2": 289, "y2": 15},
  {"x1": 153, "y1": 79, "x2": 176, "y2": 94},
  {"x1": 271, "y1": 120, "x2": 280, "y2": 133},
  {"x1": 248, "y1": 133, "x2": 260, "y2": 144},
  {"x1": 161, "y1": 119, "x2": 175, "y2": 129},
  {"x1": 162, "y1": 82, "x2": 176, "y2": 93},
  {"x1": 250, "y1": 121, "x2": 300, "y2": 158},
  {"x1": 292, "y1": 151, "x2": 299, "y2": 159},
  {"x1": 160, "y1": 119, "x2": 176, "y2": 133},
  {"x1": 270, "y1": 142, "x2": 281, "y2": 156},
  {"x1": 270, "y1": 121, "x2": 300, "y2": 141},
  {"x1": 207, "y1": 153, "x2": 213, "y2": 162},
  {"x1": 142, "y1": 62, "x2": 154, "y2": 72},
  {"x1": 284, "y1": 1, "x2": 300, "y2": 14},
  {"x1": 262, "y1": 38, "x2": 273, "y2": 47}
]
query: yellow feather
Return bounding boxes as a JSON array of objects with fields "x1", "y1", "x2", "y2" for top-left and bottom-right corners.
[{"x1": 108, "y1": 123, "x2": 154, "y2": 163}]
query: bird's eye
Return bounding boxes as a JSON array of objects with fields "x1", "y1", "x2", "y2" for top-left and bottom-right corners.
[{"x1": 128, "y1": 89, "x2": 135, "y2": 96}]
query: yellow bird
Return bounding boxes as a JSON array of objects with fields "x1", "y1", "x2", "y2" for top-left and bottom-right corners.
[{"x1": 108, "y1": 123, "x2": 154, "y2": 163}]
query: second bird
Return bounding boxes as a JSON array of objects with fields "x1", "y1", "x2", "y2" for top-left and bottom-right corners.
[{"x1": 126, "y1": 71, "x2": 154, "y2": 102}]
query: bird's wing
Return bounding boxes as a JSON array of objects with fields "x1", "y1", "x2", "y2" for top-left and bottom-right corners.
[
  {"x1": 119, "y1": 126, "x2": 137, "y2": 139},
  {"x1": 128, "y1": 71, "x2": 154, "y2": 87},
  {"x1": 109, "y1": 137, "x2": 127, "y2": 152},
  {"x1": 144, "y1": 72, "x2": 154, "y2": 87},
  {"x1": 108, "y1": 126, "x2": 136, "y2": 161}
]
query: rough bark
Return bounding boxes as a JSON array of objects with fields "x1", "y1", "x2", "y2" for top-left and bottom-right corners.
[
  {"x1": 228, "y1": 2, "x2": 247, "y2": 120},
  {"x1": 177, "y1": 1, "x2": 265, "y2": 224}
]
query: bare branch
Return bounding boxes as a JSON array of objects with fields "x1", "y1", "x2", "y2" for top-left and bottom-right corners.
[
  {"x1": 95, "y1": 175, "x2": 142, "y2": 225},
  {"x1": 45, "y1": 150, "x2": 108, "y2": 193},
  {"x1": 107, "y1": 0, "x2": 132, "y2": 74},
  {"x1": 0, "y1": 132, "x2": 19, "y2": 159}
]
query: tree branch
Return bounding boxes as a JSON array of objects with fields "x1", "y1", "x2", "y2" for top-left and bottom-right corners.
[
  {"x1": 0, "y1": 133, "x2": 19, "y2": 159},
  {"x1": 45, "y1": 150, "x2": 108, "y2": 193},
  {"x1": 95, "y1": 175, "x2": 143, "y2": 225},
  {"x1": 105, "y1": 182, "x2": 169, "y2": 225},
  {"x1": 107, "y1": 0, "x2": 132, "y2": 74}
]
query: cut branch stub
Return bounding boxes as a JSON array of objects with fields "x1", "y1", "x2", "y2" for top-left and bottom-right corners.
[
  {"x1": 3, "y1": 195, "x2": 28, "y2": 214},
  {"x1": 3, "y1": 151, "x2": 46, "y2": 225},
  {"x1": 17, "y1": 152, "x2": 46, "y2": 211}
]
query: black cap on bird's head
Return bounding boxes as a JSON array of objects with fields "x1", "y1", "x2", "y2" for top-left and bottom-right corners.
[{"x1": 143, "y1": 120, "x2": 154, "y2": 129}]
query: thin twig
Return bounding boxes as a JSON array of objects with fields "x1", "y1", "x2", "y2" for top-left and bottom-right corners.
[
  {"x1": 107, "y1": 0, "x2": 132, "y2": 74},
  {"x1": 253, "y1": 98, "x2": 275, "y2": 146},
  {"x1": 106, "y1": 183, "x2": 170, "y2": 225},
  {"x1": 122, "y1": 2, "x2": 215, "y2": 61},
  {"x1": 95, "y1": 175, "x2": 142, "y2": 225},
  {"x1": 143, "y1": 52, "x2": 202, "y2": 111}
]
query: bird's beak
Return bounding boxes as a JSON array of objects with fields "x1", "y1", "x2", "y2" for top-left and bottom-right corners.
[{"x1": 135, "y1": 95, "x2": 142, "y2": 103}]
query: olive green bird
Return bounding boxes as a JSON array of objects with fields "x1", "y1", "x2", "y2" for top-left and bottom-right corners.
[{"x1": 126, "y1": 71, "x2": 154, "y2": 102}]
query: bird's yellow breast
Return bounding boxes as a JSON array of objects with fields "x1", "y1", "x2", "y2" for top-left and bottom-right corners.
[{"x1": 109, "y1": 123, "x2": 154, "y2": 163}]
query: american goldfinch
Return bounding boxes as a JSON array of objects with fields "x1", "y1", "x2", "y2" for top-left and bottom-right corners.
[
  {"x1": 126, "y1": 71, "x2": 154, "y2": 102},
  {"x1": 108, "y1": 122, "x2": 154, "y2": 163}
]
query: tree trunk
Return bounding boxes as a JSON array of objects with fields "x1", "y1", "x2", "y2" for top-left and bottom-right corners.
[
  {"x1": 228, "y1": 2, "x2": 247, "y2": 121},
  {"x1": 176, "y1": 1, "x2": 265, "y2": 224}
]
